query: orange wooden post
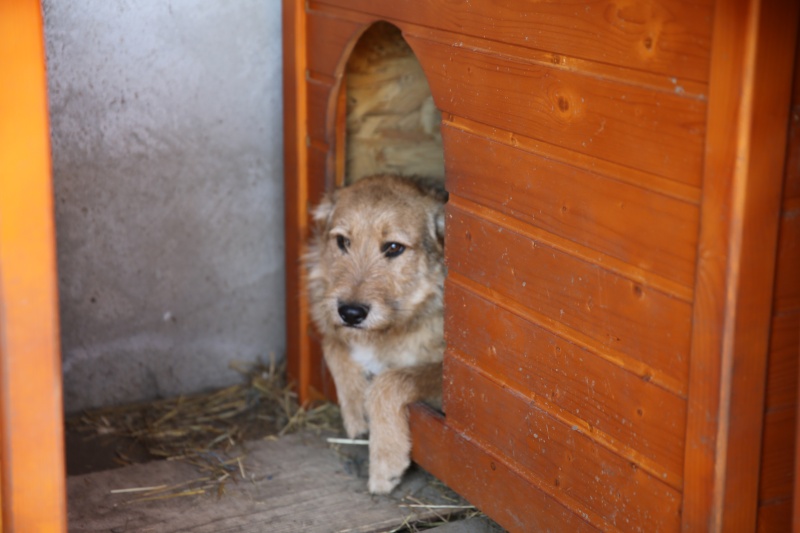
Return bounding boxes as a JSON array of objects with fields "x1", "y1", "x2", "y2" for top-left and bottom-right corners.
[
  {"x1": 282, "y1": 0, "x2": 314, "y2": 404},
  {"x1": 0, "y1": 0, "x2": 67, "y2": 531},
  {"x1": 683, "y1": 0, "x2": 799, "y2": 530}
]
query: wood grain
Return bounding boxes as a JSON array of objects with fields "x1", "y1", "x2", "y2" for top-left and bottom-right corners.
[
  {"x1": 68, "y1": 432, "x2": 457, "y2": 533},
  {"x1": 774, "y1": 211, "x2": 800, "y2": 313},
  {"x1": 757, "y1": 498, "x2": 791, "y2": 533},
  {"x1": 784, "y1": 18, "x2": 800, "y2": 202},
  {"x1": 443, "y1": 356, "x2": 681, "y2": 532},
  {"x1": 314, "y1": 0, "x2": 713, "y2": 82},
  {"x1": 403, "y1": 34, "x2": 706, "y2": 186},
  {"x1": 443, "y1": 115, "x2": 702, "y2": 205},
  {"x1": 445, "y1": 282, "x2": 685, "y2": 486},
  {"x1": 759, "y1": 406, "x2": 796, "y2": 504},
  {"x1": 446, "y1": 200, "x2": 693, "y2": 390},
  {"x1": 443, "y1": 125, "x2": 699, "y2": 288},
  {"x1": 307, "y1": 10, "x2": 366, "y2": 79},
  {"x1": 410, "y1": 405, "x2": 600, "y2": 533},
  {"x1": 307, "y1": 77, "x2": 335, "y2": 145},
  {"x1": 765, "y1": 311, "x2": 800, "y2": 411},
  {"x1": 0, "y1": 0, "x2": 66, "y2": 530},
  {"x1": 283, "y1": 0, "x2": 310, "y2": 402},
  {"x1": 682, "y1": 0, "x2": 799, "y2": 530}
]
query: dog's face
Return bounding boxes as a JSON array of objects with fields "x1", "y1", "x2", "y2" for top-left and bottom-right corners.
[{"x1": 306, "y1": 176, "x2": 446, "y2": 338}]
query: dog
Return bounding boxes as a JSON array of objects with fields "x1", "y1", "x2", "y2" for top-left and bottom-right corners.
[{"x1": 305, "y1": 174, "x2": 446, "y2": 494}]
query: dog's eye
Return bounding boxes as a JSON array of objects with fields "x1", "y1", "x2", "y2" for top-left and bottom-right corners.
[
  {"x1": 336, "y1": 235, "x2": 350, "y2": 252},
  {"x1": 381, "y1": 242, "x2": 405, "y2": 258}
]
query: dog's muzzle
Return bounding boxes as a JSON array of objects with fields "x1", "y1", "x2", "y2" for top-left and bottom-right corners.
[{"x1": 338, "y1": 302, "x2": 370, "y2": 327}]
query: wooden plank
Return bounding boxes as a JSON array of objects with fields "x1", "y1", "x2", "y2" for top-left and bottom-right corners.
[
  {"x1": 409, "y1": 405, "x2": 599, "y2": 533},
  {"x1": 682, "y1": 0, "x2": 800, "y2": 530},
  {"x1": 443, "y1": 125, "x2": 699, "y2": 288},
  {"x1": 403, "y1": 35, "x2": 707, "y2": 186},
  {"x1": 794, "y1": 312, "x2": 800, "y2": 533},
  {"x1": 785, "y1": 104, "x2": 800, "y2": 200},
  {"x1": 284, "y1": 0, "x2": 335, "y2": 404},
  {"x1": 307, "y1": 10, "x2": 367, "y2": 79},
  {"x1": 765, "y1": 311, "x2": 800, "y2": 411},
  {"x1": 307, "y1": 77, "x2": 335, "y2": 145},
  {"x1": 758, "y1": 499, "x2": 792, "y2": 533},
  {"x1": 759, "y1": 406, "x2": 796, "y2": 504},
  {"x1": 0, "y1": 1, "x2": 66, "y2": 531},
  {"x1": 443, "y1": 116, "x2": 702, "y2": 206},
  {"x1": 445, "y1": 282, "x2": 685, "y2": 486},
  {"x1": 446, "y1": 200, "x2": 692, "y2": 392},
  {"x1": 775, "y1": 211, "x2": 800, "y2": 313},
  {"x1": 443, "y1": 356, "x2": 681, "y2": 532},
  {"x1": 67, "y1": 432, "x2": 460, "y2": 533},
  {"x1": 784, "y1": 17, "x2": 800, "y2": 202},
  {"x1": 794, "y1": 313, "x2": 800, "y2": 533},
  {"x1": 314, "y1": 0, "x2": 714, "y2": 82}
]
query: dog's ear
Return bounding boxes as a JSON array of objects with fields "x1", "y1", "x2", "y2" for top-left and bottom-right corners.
[{"x1": 311, "y1": 194, "x2": 335, "y2": 229}]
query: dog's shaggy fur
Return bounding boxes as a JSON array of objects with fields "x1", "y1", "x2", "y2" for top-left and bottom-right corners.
[{"x1": 305, "y1": 175, "x2": 446, "y2": 494}]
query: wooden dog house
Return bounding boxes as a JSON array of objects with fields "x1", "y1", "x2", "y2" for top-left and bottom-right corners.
[
  {"x1": 283, "y1": 0, "x2": 800, "y2": 531},
  {"x1": 2, "y1": 0, "x2": 800, "y2": 531}
]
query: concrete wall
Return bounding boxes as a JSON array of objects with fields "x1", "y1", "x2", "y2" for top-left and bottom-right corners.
[{"x1": 43, "y1": 1, "x2": 286, "y2": 413}]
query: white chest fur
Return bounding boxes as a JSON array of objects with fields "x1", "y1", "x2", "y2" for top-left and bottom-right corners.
[
  {"x1": 350, "y1": 343, "x2": 422, "y2": 375},
  {"x1": 350, "y1": 344, "x2": 386, "y2": 375}
]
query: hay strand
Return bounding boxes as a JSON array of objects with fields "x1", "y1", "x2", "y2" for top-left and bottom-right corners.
[{"x1": 69, "y1": 359, "x2": 342, "y2": 503}]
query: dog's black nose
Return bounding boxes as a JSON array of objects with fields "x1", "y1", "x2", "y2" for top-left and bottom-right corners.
[{"x1": 338, "y1": 303, "x2": 370, "y2": 326}]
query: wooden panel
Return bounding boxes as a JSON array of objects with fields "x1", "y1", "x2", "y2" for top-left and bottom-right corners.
[
  {"x1": 404, "y1": 35, "x2": 706, "y2": 186},
  {"x1": 765, "y1": 311, "x2": 800, "y2": 411},
  {"x1": 315, "y1": 0, "x2": 713, "y2": 82},
  {"x1": 757, "y1": 499, "x2": 791, "y2": 533},
  {"x1": 307, "y1": 78, "x2": 335, "y2": 144},
  {"x1": 446, "y1": 282, "x2": 685, "y2": 485},
  {"x1": 443, "y1": 125, "x2": 699, "y2": 288},
  {"x1": 446, "y1": 200, "x2": 692, "y2": 393},
  {"x1": 759, "y1": 407, "x2": 796, "y2": 504},
  {"x1": 0, "y1": 0, "x2": 66, "y2": 531},
  {"x1": 306, "y1": 10, "x2": 365, "y2": 79},
  {"x1": 784, "y1": 17, "x2": 800, "y2": 202},
  {"x1": 443, "y1": 356, "x2": 681, "y2": 532},
  {"x1": 283, "y1": 0, "x2": 308, "y2": 401},
  {"x1": 786, "y1": 109, "x2": 800, "y2": 201},
  {"x1": 683, "y1": 0, "x2": 800, "y2": 529},
  {"x1": 775, "y1": 211, "x2": 800, "y2": 313},
  {"x1": 409, "y1": 405, "x2": 599, "y2": 533}
]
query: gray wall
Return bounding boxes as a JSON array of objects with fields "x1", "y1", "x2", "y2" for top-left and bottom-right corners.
[{"x1": 43, "y1": 1, "x2": 286, "y2": 413}]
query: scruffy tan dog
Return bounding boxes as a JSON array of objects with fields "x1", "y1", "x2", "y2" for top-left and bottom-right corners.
[{"x1": 305, "y1": 175, "x2": 446, "y2": 494}]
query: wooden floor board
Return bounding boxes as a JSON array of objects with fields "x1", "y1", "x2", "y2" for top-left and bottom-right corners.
[{"x1": 68, "y1": 431, "x2": 467, "y2": 533}]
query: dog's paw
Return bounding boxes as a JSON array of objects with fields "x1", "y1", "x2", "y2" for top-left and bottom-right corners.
[
  {"x1": 368, "y1": 471, "x2": 403, "y2": 495},
  {"x1": 367, "y1": 450, "x2": 410, "y2": 494}
]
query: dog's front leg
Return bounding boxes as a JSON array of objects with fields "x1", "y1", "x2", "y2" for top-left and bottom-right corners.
[
  {"x1": 323, "y1": 339, "x2": 370, "y2": 438},
  {"x1": 366, "y1": 363, "x2": 443, "y2": 494}
]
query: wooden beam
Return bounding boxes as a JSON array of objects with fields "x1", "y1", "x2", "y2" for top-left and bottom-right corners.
[
  {"x1": 683, "y1": 0, "x2": 799, "y2": 530},
  {"x1": 796, "y1": 315, "x2": 800, "y2": 532},
  {"x1": 0, "y1": 0, "x2": 66, "y2": 531},
  {"x1": 282, "y1": 0, "x2": 313, "y2": 403}
]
